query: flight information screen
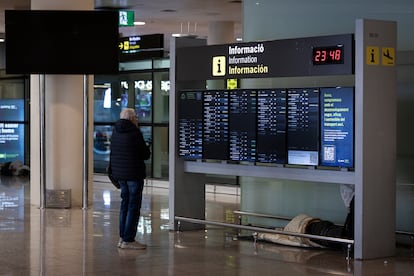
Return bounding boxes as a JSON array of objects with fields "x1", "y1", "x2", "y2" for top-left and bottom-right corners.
[
  {"x1": 229, "y1": 90, "x2": 257, "y2": 162},
  {"x1": 256, "y1": 89, "x2": 287, "y2": 163},
  {"x1": 203, "y1": 90, "x2": 229, "y2": 160},
  {"x1": 320, "y1": 87, "x2": 354, "y2": 168},
  {"x1": 287, "y1": 88, "x2": 319, "y2": 165},
  {"x1": 178, "y1": 91, "x2": 203, "y2": 159}
]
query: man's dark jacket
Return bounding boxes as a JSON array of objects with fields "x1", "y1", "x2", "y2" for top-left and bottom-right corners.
[{"x1": 110, "y1": 119, "x2": 150, "y2": 180}]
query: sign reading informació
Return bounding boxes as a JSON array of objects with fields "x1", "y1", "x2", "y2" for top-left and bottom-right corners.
[
  {"x1": 176, "y1": 34, "x2": 354, "y2": 81},
  {"x1": 227, "y1": 43, "x2": 268, "y2": 76}
]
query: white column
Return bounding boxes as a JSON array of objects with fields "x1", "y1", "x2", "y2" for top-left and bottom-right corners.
[
  {"x1": 30, "y1": 0, "x2": 95, "y2": 208},
  {"x1": 354, "y1": 19, "x2": 397, "y2": 259}
]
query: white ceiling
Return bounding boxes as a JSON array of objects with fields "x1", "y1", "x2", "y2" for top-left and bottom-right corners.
[
  {"x1": 0, "y1": 0, "x2": 242, "y2": 39},
  {"x1": 1, "y1": 0, "x2": 414, "y2": 50}
]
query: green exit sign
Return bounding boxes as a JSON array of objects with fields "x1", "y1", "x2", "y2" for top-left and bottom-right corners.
[{"x1": 119, "y1": 11, "x2": 134, "y2": 26}]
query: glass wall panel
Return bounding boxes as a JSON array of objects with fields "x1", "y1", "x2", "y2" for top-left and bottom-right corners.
[
  {"x1": 140, "y1": 126, "x2": 153, "y2": 177},
  {"x1": 93, "y1": 125, "x2": 112, "y2": 173},
  {"x1": 153, "y1": 71, "x2": 170, "y2": 123},
  {"x1": 94, "y1": 75, "x2": 125, "y2": 122},
  {"x1": 153, "y1": 58, "x2": 170, "y2": 69},
  {"x1": 153, "y1": 126, "x2": 169, "y2": 178},
  {"x1": 93, "y1": 65, "x2": 169, "y2": 179},
  {"x1": 0, "y1": 79, "x2": 25, "y2": 99},
  {"x1": 119, "y1": 60, "x2": 152, "y2": 71}
]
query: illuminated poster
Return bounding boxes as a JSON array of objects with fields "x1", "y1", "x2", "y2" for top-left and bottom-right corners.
[
  {"x1": 320, "y1": 87, "x2": 354, "y2": 168},
  {"x1": 0, "y1": 99, "x2": 25, "y2": 163},
  {"x1": 0, "y1": 99, "x2": 24, "y2": 121},
  {"x1": 0, "y1": 123, "x2": 24, "y2": 163}
]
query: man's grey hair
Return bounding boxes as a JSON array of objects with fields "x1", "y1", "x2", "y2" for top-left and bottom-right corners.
[{"x1": 120, "y1": 108, "x2": 136, "y2": 121}]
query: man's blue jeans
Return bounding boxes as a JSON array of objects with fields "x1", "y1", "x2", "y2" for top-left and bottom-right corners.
[{"x1": 119, "y1": 179, "x2": 144, "y2": 242}]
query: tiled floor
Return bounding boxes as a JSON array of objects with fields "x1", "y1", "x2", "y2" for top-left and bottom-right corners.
[{"x1": 0, "y1": 175, "x2": 413, "y2": 275}]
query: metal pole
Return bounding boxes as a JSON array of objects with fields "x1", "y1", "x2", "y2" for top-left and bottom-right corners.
[
  {"x1": 174, "y1": 216, "x2": 355, "y2": 245},
  {"x1": 39, "y1": 74, "x2": 46, "y2": 209},
  {"x1": 82, "y1": 75, "x2": 89, "y2": 209}
]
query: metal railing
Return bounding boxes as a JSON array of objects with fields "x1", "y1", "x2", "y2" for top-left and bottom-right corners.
[{"x1": 175, "y1": 216, "x2": 354, "y2": 260}]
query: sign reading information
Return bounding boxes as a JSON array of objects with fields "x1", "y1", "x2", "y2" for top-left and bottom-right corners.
[{"x1": 177, "y1": 34, "x2": 354, "y2": 81}]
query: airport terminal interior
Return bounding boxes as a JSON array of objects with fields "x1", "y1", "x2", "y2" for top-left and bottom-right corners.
[
  {"x1": 0, "y1": 1, "x2": 414, "y2": 275},
  {"x1": 0, "y1": 176, "x2": 413, "y2": 275}
]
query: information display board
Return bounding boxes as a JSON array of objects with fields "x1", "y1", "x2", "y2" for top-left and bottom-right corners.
[
  {"x1": 178, "y1": 91, "x2": 203, "y2": 159},
  {"x1": 177, "y1": 34, "x2": 354, "y2": 81},
  {"x1": 202, "y1": 91, "x2": 229, "y2": 160},
  {"x1": 177, "y1": 86, "x2": 354, "y2": 169},
  {"x1": 320, "y1": 87, "x2": 354, "y2": 167},
  {"x1": 256, "y1": 89, "x2": 287, "y2": 164},
  {"x1": 119, "y1": 34, "x2": 164, "y2": 61},
  {"x1": 287, "y1": 88, "x2": 319, "y2": 165},
  {"x1": 229, "y1": 90, "x2": 257, "y2": 162}
]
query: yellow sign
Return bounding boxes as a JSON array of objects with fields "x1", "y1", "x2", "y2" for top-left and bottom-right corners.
[
  {"x1": 212, "y1": 56, "x2": 226, "y2": 76},
  {"x1": 366, "y1": 46, "x2": 379, "y2": 65},
  {"x1": 227, "y1": 79, "x2": 238, "y2": 89},
  {"x1": 382, "y1": 47, "x2": 395, "y2": 66},
  {"x1": 119, "y1": 41, "x2": 130, "y2": 51}
]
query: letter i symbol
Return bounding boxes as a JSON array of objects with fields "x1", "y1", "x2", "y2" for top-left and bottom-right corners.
[
  {"x1": 370, "y1": 49, "x2": 375, "y2": 63},
  {"x1": 217, "y1": 59, "x2": 222, "y2": 73},
  {"x1": 212, "y1": 56, "x2": 226, "y2": 76}
]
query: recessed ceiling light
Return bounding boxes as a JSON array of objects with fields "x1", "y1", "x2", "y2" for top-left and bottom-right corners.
[
  {"x1": 0, "y1": 39, "x2": 4, "y2": 43},
  {"x1": 134, "y1": 21, "x2": 146, "y2": 26}
]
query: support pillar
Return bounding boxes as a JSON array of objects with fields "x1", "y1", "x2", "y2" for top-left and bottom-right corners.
[{"x1": 29, "y1": 0, "x2": 95, "y2": 208}]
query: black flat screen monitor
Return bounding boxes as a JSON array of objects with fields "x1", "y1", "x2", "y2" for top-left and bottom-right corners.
[
  {"x1": 5, "y1": 10, "x2": 119, "y2": 74},
  {"x1": 287, "y1": 88, "x2": 319, "y2": 165},
  {"x1": 256, "y1": 89, "x2": 287, "y2": 164},
  {"x1": 229, "y1": 89, "x2": 257, "y2": 162},
  {"x1": 202, "y1": 90, "x2": 229, "y2": 160},
  {"x1": 178, "y1": 91, "x2": 203, "y2": 159}
]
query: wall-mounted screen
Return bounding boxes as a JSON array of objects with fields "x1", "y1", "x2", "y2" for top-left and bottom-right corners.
[
  {"x1": 119, "y1": 34, "x2": 164, "y2": 61},
  {"x1": 5, "y1": 10, "x2": 119, "y2": 74},
  {"x1": 203, "y1": 90, "x2": 229, "y2": 160},
  {"x1": 320, "y1": 87, "x2": 354, "y2": 167},
  {"x1": 178, "y1": 91, "x2": 203, "y2": 159},
  {"x1": 287, "y1": 88, "x2": 319, "y2": 165},
  {"x1": 229, "y1": 90, "x2": 257, "y2": 162},
  {"x1": 0, "y1": 123, "x2": 24, "y2": 163},
  {"x1": 256, "y1": 89, "x2": 287, "y2": 164},
  {"x1": 0, "y1": 99, "x2": 24, "y2": 122}
]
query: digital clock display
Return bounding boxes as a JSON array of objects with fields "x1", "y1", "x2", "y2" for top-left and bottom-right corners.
[{"x1": 312, "y1": 46, "x2": 344, "y2": 65}]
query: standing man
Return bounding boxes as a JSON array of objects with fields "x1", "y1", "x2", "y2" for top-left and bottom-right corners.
[{"x1": 110, "y1": 108, "x2": 151, "y2": 249}]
